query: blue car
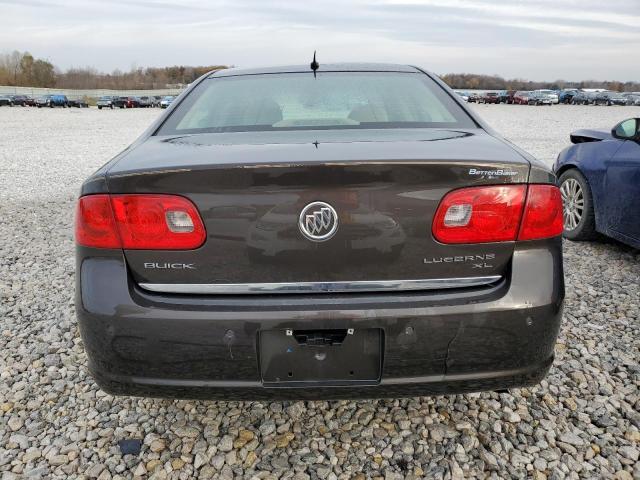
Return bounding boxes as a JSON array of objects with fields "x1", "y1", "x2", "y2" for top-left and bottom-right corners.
[
  {"x1": 554, "y1": 117, "x2": 640, "y2": 248},
  {"x1": 36, "y1": 94, "x2": 69, "y2": 108}
]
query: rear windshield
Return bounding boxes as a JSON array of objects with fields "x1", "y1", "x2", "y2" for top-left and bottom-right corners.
[{"x1": 157, "y1": 71, "x2": 476, "y2": 135}]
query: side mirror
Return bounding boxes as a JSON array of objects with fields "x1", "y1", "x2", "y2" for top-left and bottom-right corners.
[{"x1": 612, "y1": 118, "x2": 640, "y2": 140}]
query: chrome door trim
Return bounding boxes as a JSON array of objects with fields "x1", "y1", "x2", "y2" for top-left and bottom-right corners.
[{"x1": 139, "y1": 276, "x2": 502, "y2": 295}]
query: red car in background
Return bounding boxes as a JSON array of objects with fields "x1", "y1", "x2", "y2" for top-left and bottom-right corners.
[
  {"x1": 513, "y1": 91, "x2": 530, "y2": 105},
  {"x1": 480, "y1": 92, "x2": 500, "y2": 104},
  {"x1": 114, "y1": 96, "x2": 141, "y2": 108}
]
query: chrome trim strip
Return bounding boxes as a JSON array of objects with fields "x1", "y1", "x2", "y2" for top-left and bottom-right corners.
[{"x1": 138, "y1": 276, "x2": 502, "y2": 295}]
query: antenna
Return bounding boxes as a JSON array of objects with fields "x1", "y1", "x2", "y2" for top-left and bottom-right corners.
[{"x1": 310, "y1": 51, "x2": 319, "y2": 78}]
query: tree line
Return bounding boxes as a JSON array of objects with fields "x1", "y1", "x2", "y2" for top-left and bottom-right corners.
[
  {"x1": 440, "y1": 73, "x2": 639, "y2": 93},
  {"x1": 1, "y1": 50, "x2": 638, "y2": 92},
  {"x1": 0, "y1": 51, "x2": 228, "y2": 89}
]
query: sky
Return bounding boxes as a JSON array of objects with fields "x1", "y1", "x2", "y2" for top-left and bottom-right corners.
[{"x1": 1, "y1": 0, "x2": 639, "y2": 81}]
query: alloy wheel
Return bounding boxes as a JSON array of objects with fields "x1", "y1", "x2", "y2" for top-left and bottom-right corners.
[{"x1": 560, "y1": 178, "x2": 584, "y2": 231}]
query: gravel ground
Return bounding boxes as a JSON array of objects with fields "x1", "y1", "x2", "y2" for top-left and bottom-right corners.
[{"x1": 0, "y1": 105, "x2": 639, "y2": 480}]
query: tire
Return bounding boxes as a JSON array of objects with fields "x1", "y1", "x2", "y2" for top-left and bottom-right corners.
[
  {"x1": 558, "y1": 169, "x2": 597, "y2": 241},
  {"x1": 98, "y1": 106, "x2": 102, "y2": 110}
]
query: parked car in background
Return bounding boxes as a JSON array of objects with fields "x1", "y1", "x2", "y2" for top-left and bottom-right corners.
[
  {"x1": 480, "y1": 92, "x2": 500, "y2": 104},
  {"x1": 512, "y1": 91, "x2": 529, "y2": 105},
  {"x1": 97, "y1": 96, "x2": 117, "y2": 109},
  {"x1": 74, "y1": 63, "x2": 564, "y2": 400},
  {"x1": 571, "y1": 91, "x2": 595, "y2": 105},
  {"x1": 554, "y1": 117, "x2": 640, "y2": 249},
  {"x1": 528, "y1": 91, "x2": 553, "y2": 106},
  {"x1": 534, "y1": 90, "x2": 559, "y2": 104},
  {"x1": 152, "y1": 95, "x2": 163, "y2": 107},
  {"x1": 623, "y1": 94, "x2": 640, "y2": 106},
  {"x1": 68, "y1": 98, "x2": 89, "y2": 108},
  {"x1": 594, "y1": 92, "x2": 627, "y2": 106},
  {"x1": 114, "y1": 96, "x2": 140, "y2": 108},
  {"x1": 467, "y1": 92, "x2": 480, "y2": 103},
  {"x1": 35, "y1": 96, "x2": 50, "y2": 108},
  {"x1": 0, "y1": 95, "x2": 14, "y2": 106},
  {"x1": 10, "y1": 95, "x2": 35, "y2": 106},
  {"x1": 36, "y1": 94, "x2": 69, "y2": 107},
  {"x1": 138, "y1": 96, "x2": 153, "y2": 108},
  {"x1": 160, "y1": 95, "x2": 175, "y2": 108},
  {"x1": 454, "y1": 91, "x2": 469, "y2": 102},
  {"x1": 559, "y1": 90, "x2": 579, "y2": 104},
  {"x1": 499, "y1": 90, "x2": 516, "y2": 103}
]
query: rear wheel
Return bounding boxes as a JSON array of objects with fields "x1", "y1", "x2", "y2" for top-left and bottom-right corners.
[{"x1": 558, "y1": 169, "x2": 596, "y2": 240}]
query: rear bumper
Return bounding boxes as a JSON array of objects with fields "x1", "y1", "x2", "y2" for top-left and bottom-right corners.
[
  {"x1": 91, "y1": 357, "x2": 553, "y2": 400},
  {"x1": 76, "y1": 238, "x2": 564, "y2": 400}
]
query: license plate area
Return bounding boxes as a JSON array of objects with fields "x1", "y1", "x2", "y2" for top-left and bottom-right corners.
[{"x1": 259, "y1": 328, "x2": 383, "y2": 385}]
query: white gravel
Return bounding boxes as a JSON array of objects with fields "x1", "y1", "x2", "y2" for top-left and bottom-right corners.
[{"x1": 0, "y1": 105, "x2": 639, "y2": 480}]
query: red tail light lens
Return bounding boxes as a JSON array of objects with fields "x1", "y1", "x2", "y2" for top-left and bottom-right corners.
[
  {"x1": 75, "y1": 194, "x2": 206, "y2": 250},
  {"x1": 518, "y1": 185, "x2": 563, "y2": 240},
  {"x1": 75, "y1": 194, "x2": 121, "y2": 248},
  {"x1": 432, "y1": 184, "x2": 563, "y2": 244},
  {"x1": 433, "y1": 185, "x2": 527, "y2": 243}
]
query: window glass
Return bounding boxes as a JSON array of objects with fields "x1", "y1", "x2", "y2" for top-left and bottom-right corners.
[{"x1": 158, "y1": 72, "x2": 476, "y2": 134}]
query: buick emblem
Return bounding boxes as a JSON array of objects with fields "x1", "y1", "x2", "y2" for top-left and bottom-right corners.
[{"x1": 299, "y1": 201, "x2": 338, "y2": 242}]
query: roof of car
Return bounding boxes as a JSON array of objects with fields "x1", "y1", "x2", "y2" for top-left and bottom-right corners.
[{"x1": 210, "y1": 63, "x2": 421, "y2": 77}]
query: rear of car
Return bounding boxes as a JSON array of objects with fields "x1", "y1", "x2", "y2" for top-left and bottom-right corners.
[
  {"x1": 97, "y1": 96, "x2": 115, "y2": 109},
  {"x1": 68, "y1": 97, "x2": 88, "y2": 108},
  {"x1": 528, "y1": 92, "x2": 552, "y2": 106},
  {"x1": 482, "y1": 92, "x2": 500, "y2": 104},
  {"x1": 139, "y1": 96, "x2": 152, "y2": 108},
  {"x1": 160, "y1": 95, "x2": 175, "y2": 108},
  {"x1": 35, "y1": 95, "x2": 51, "y2": 108},
  {"x1": 52, "y1": 95, "x2": 68, "y2": 107},
  {"x1": 10, "y1": 95, "x2": 30, "y2": 106},
  {"x1": 559, "y1": 90, "x2": 578, "y2": 104},
  {"x1": 114, "y1": 97, "x2": 138, "y2": 108},
  {"x1": 605, "y1": 93, "x2": 627, "y2": 106},
  {"x1": 75, "y1": 64, "x2": 564, "y2": 400},
  {"x1": 536, "y1": 90, "x2": 559, "y2": 104},
  {"x1": 513, "y1": 91, "x2": 528, "y2": 105}
]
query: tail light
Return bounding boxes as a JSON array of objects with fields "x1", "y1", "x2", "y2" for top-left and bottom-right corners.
[
  {"x1": 75, "y1": 195, "x2": 121, "y2": 249},
  {"x1": 75, "y1": 194, "x2": 206, "y2": 250},
  {"x1": 432, "y1": 184, "x2": 562, "y2": 244},
  {"x1": 518, "y1": 185, "x2": 563, "y2": 240}
]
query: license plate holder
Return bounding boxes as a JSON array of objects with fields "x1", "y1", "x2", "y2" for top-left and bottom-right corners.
[{"x1": 259, "y1": 328, "x2": 382, "y2": 385}]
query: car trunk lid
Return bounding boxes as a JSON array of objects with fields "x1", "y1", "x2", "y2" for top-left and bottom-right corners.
[{"x1": 107, "y1": 129, "x2": 529, "y2": 292}]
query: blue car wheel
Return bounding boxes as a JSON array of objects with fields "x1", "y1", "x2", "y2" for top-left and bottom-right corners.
[{"x1": 558, "y1": 169, "x2": 596, "y2": 240}]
